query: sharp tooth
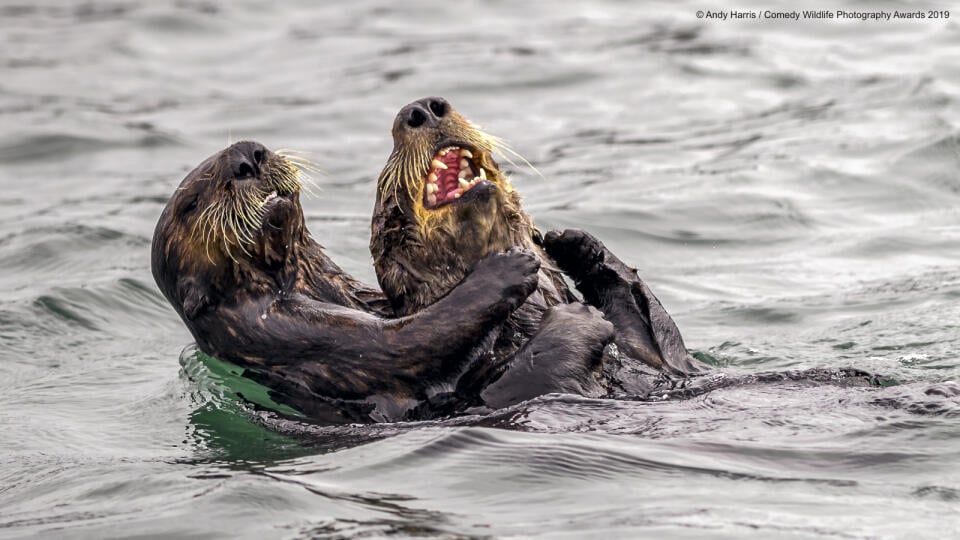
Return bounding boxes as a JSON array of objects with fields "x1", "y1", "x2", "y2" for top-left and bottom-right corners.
[
  {"x1": 427, "y1": 194, "x2": 437, "y2": 206},
  {"x1": 458, "y1": 169, "x2": 470, "y2": 179},
  {"x1": 438, "y1": 149, "x2": 448, "y2": 156},
  {"x1": 453, "y1": 192, "x2": 461, "y2": 199},
  {"x1": 427, "y1": 172, "x2": 437, "y2": 183},
  {"x1": 431, "y1": 159, "x2": 447, "y2": 170},
  {"x1": 426, "y1": 183, "x2": 438, "y2": 194},
  {"x1": 460, "y1": 149, "x2": 473, "y2": 158},
  {"x1": 459, "y1": 158, "x2": 469, "y2": 169},
  {"x1": 479, "y1": 168, "x2": 486, "y2": 180},
  {"x1": 459, "y1": 178, "x2": 470, "y2": 190}
]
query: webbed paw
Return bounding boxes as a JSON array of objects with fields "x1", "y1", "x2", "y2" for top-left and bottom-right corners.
[
  {"x1": 471, "y1": 248, "x2": 540, "y2": 314},
  {"x1": 543, "y1": 229, "x2": 607, "y2": 281}
]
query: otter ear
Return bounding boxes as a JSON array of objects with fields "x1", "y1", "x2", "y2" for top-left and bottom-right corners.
[{"x1": 177, "y1": 277, "x2": 210, "y2": 320}]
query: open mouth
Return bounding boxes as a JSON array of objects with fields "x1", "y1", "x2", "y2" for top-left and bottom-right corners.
[
  {"x1": 423, "y1": 145, "x2": 489, "y2": 209},
  {"x1": 260, "y1": 189, "x2": 293, "y2": 207},
  {"x1": 260, "y1": 168, "x2": 300, "y2": 209},
  {"x1": 263, "y1": 190, "x2": 281, "y2": 205}
]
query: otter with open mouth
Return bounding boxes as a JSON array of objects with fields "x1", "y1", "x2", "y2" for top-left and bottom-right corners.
[
  {"x1": 371, "y1": 98, "x2": 706, "y2": 408},
  {"x1": 152, "y1": 141, "x2": 543, "y2": 423}
]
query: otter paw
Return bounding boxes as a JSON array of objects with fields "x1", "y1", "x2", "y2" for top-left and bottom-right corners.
[
  {"x1": 473, "y1": 248, "x2": 540, "y2": 311},
  {"x1": 545, "y1": 303, "x2": 615, "y2": 346},
  {"x1": 543, "y1": 229, "x2": 606, "y2": 280}
]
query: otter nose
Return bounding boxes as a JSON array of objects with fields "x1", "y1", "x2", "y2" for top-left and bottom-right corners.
[
  {"x1": 400, "y1": 96, "x2": 449, "y2": 129},
  {"x1": 229, "y1": 141, "x2": 267, "y2": 179}
]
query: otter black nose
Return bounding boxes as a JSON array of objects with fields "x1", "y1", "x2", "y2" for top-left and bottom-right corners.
[
  {"x1": 400, "y1": 96, "x2": 449, "y2": 129},
  {"x1": 229, "y1": 141, "x2": 267, "y2": 179}
]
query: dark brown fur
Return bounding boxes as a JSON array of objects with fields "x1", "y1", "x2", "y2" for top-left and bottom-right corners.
[
  {"x1": 370, "y1": 99, "x2": 617, "y2": 404},
  {"x1": 370, "y1": 101, "x2": 570, "y2": 321},
  {"x1": 152, "y1": 141, "x2": 542, "y2": 422},
  {"x1": 370, "y1": 98, "x2": 705, "y2": 405}
]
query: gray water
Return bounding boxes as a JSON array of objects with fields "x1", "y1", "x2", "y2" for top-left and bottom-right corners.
[{"x1": 2, "y1": 1, "x2": 960, "y2": 538}]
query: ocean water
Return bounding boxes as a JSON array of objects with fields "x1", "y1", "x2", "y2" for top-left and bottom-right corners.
[{"x1": 2, "y1": 1, "x2": 959, "y2": 538}]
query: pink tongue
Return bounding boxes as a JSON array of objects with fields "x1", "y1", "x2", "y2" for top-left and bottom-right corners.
[{"x1": 436, "y1": 150, "x2": 461, "y2": 201}]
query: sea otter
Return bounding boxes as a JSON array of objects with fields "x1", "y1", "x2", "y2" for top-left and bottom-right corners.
[
  {"x1": 371, "y1": 97, "x2": 706, "y2": 406},
  {"x1": 151, "y1": 140, "x2": 548, "y2": 423}
]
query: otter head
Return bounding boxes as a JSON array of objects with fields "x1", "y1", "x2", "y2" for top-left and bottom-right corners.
[
  {"x1": 151, "y1": 141, "x2": 305, "y2": 322},
  {"x1": 372, "y1": 97, "x2": 539, "y2": 313}
]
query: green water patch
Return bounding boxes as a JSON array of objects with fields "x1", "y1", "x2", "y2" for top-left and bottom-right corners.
[{"x1": 178, "y1": 345, "x2": 316, "y2": 463}]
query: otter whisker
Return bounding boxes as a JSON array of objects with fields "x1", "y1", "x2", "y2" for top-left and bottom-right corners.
[
  {"x1": 194, "y1": 204, "x2": 222, "y2": 263},
  {"x1": 235, "y1": 193, "x2": 262, "y2": 250},
  {"x1": 200, "y1": 214, "x2": 215, "y2": 263},
  {"x1": 382, "y1": 152, "x2": 405, "y2": 211},
  {"x1": 239, "y1": 193, "x2": 261, "y2": 233},
  {"x1": 216, "y1": 209, "x2": 235, "y2": 263},
  {"x1": 387, "y1": 170, "x2": 403, "y2": 214},
  {"x1": 298, "y1": 178, "x2": 320, "y2": 199},
  {"x1": 270, "y1": 160, "x2": 314, "y2": 200},
  {"x1": 283, "y1": 160, "x2": 324, "y2": 177},
  {"x1": 401, "y1": 146, "x2": 427, "y2": 206},
  {"x1": 286, "y1": 167, "x2": 317, "y2": 194},
  {"x1": 485, "y1": 132, "x2": 543, "y2": 179},
  {"x1": 280, "y1": 153, "x2": 322, "y2": 167},
  {"x1": 276, "y1": 150, "x2": 326, "y2": 174},
  {"x1": 227, "y1": 208, "x2": 253, "y2": 259},
  {"x1": 275, "y1": 148, "x2": 321, "y2": 159}
]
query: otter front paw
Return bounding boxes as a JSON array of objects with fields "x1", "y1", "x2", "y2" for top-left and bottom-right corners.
[
  {"x1": 471, "y1": 248, "x2": 540, "y2": 313},
  {"x1": 542, "y1": 229, "x2": 606, "y2": 281}
]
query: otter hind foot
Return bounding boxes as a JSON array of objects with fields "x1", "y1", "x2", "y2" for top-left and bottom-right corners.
[
  {"x1": 543, "y1": 229, "x2": 706, "y2": 377},
  {"x1": 480, "y1": 303, "x2": 615, "y2": 409},
  {"x1": 542, "y1": 229, "x2": 610, "y2": 288}
]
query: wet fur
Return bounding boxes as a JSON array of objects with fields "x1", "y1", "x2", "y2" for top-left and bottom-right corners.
[
  {"x1": 371, "y1": 102, "x2": 580, "y2": 400},
  {"x1": 371, "y1": 99, "x2": 705, "y2": 407},
  {"x1": 152, "y1": 141, "x2": 541, "y2": 423},
  {"x1": 543, "y1": 229, "x2": 706, "y2": 376},
  {"x1": 371, "y1": 100, "x2": 624, "y2": 406}
]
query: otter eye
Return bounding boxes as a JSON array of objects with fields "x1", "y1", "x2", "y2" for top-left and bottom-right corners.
[
  {"x1": 429, "y1": 100, "x2": 446, "y2": 117},
  {"x1": 182, "y1": 196, "x2": 199, "y2": 215}
]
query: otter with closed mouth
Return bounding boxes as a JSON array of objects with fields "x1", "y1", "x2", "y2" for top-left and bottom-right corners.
[
  {"x1": 371, "y1": 97, "x2": 705, "y2": 409},
  {"x1": 151, "y1": 140, "x2": 544, "y2": 423}
]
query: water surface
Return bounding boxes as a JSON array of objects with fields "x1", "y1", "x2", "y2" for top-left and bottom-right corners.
[{"x1": 2, "y1": 1, "x2": 959, "y2": 538}]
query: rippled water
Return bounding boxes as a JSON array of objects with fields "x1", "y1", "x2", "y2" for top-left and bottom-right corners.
[{"x1": 2, "y1": 1, "x2": 959, "y2": 538}]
